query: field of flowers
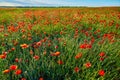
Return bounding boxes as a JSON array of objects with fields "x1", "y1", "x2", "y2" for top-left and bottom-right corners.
[{"x1": 0, "y1": 7, "x2": 120, "y2": 80}]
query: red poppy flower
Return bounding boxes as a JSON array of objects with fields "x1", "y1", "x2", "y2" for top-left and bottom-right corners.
[
  {"x1": 86, "y1": 44, "x2": 92, "y2": 48},
  {"x1": 80, "y1": 44, "x2": 86, "y2": 49},
  {"x1": 100, "y1": 58, "x2": 104, "y2": 61},
  {"x1": 74, "y1": 67, "x2": 79, "y2": 73},
  {"x1": 98, "y1": 70, "x2": 105, "y2": 76},
  {"x1": 20, "y1": 78, "x2": 26, "y2": 80},
  {"x1": 15, "y1": 69, "x2": 22, "y2": 75},
  {"x1": 11, "y1": 47, "x2": 15, "y2": 51},
  {"x1": 75, "y1": 53, "x2": 82, "y2": 59},
  {"x1": 36, "y1": 41, "x2": 42, "y2": 46},
  {"x1": 10, "y1": 65, "x2": 18, "y2": 70},
  {"x1": 51, "y1": 51, "x2": 61, "y2": 56},
  {"x1": 80, "y1": 44, "x2": 92, "y2": 49},
  {"x1": 20, "y1": 44, "x2": 29, "y2": 49},
  {"x1": 0, "y1": 54, "x2": 6, "y2": 59},
  {"x1": 99, "y1": 52, "x2": 105, "y2": 57},
  {"x1": 33, "y1": 55, "x2": 40, "y2": 60},
  {"x1": 85, "y1": 62, "x2": 91, "y2": 68},
  {"x1": 3, "y1": 52, "x2": 7, "y2": 55}
]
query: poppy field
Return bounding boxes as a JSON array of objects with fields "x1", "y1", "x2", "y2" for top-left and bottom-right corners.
[{"x1": 0, "y1": 7, "x2": 120, "y2": 80}]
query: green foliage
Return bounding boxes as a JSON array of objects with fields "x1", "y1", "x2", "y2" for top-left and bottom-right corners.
[{"x1": 0, "y1": 7, "x2": 120, "y2": 80}]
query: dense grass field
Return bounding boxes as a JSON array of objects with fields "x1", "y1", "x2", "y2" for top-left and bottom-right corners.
[{"x1": 0, "y1": 7, "x2": 120, "y2": 80}]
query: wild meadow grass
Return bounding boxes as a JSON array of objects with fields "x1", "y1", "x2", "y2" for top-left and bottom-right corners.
[{"x1": 0, "y1": 7, "x2": 120, "y2": 80}]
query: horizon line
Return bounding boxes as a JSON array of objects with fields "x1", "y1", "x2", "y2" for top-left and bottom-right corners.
[{"x1": 0, "y1": 5, "x2": 120, "y2": 7}]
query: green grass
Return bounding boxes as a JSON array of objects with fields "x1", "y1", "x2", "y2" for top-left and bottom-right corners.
[{"x1": 0, "y1": 7, "x2": 120, "y2": 80}]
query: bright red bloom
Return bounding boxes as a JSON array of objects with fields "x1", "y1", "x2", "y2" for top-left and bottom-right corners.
[
  {"x1": 100, "y1": 58, "x2": 104, "y2": 61},
  {"x1": 0, "y1": 54, "x2": 6, "y2": 59},
  {"x1": 20, "y1": 78, "x2": 26, "y2": 80},
  {"x1": 20, "y1": 44, "x2": 29, "y2": 49},
  {"x1": 75, "y1": 53, "x2": 82, "y2": 59},
  {"x1": 80, "y1": 44, "x2": 87, "y2": 49},
  {"x1": 51, "y1": 51, "x2": 61, "y2": 56},
  {"x1": 10, "y1": 65, "x2": 18, "y2": 70},
  {"x1": 15, "y1": 69, "x2": 22, "y2": 75},
  {"x1": 85, "y1": 62, "x2": 91, "y2": 68},
  {"x1": 36, "y1": 41, "x2": 42, "y2": 46},
  {"x1": 103, "y1": 33, "x2": 113, "y2": 40},
  {"x1": 86, "y1": 44, "x2": 92, "y2": 48},
  {"x1": 99, "y1": 52, "x2": 105, "y2": 57},
  {"x1": 11, "y1": 47, "x2": 15, "y2": 51},
  {"x1": 74, "y1": 67, "x2": 79, "y2": 73},
  {"x1": 33, "y1": 55, "x2": 40, "y2": 60},
  {"x1": 2, "y1": 52, "x2": 7, "y2": 55},
  {"x1": 90, "y1": 38, "x2": 95, "y2": 44},
  {"x1": 98, "y1": 70, "x2": 105, "y2": 76},
  {"x1": 55, "y1": 52, "x2": 61, "y2": 56},
  {"x1": 80, "y1": 43, "x2": 92, "y2": 49}
]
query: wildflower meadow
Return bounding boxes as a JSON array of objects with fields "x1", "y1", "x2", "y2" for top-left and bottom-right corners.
[{"x1": 0, "y1": 7, "x2": 120, "y2": 80}]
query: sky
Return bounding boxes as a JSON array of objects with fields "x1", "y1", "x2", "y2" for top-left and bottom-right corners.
[{"x1": 0, "y1": 0, "x2": 120, "y2": 7}]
